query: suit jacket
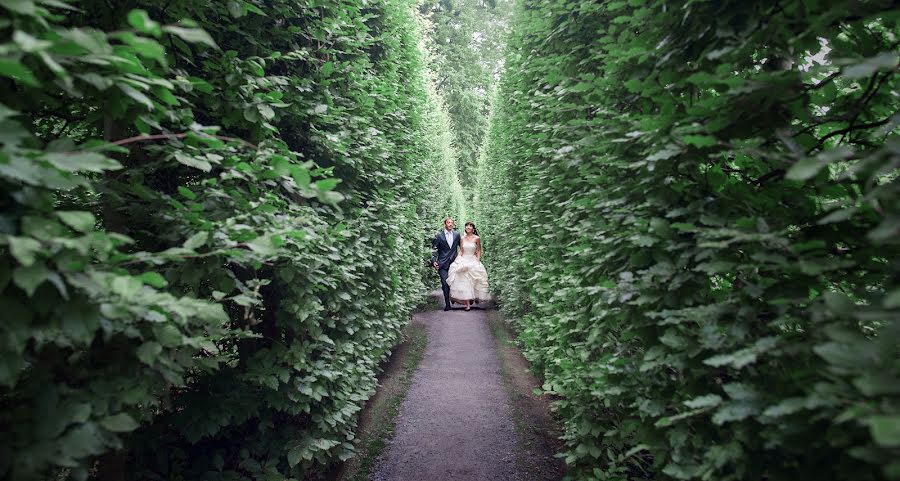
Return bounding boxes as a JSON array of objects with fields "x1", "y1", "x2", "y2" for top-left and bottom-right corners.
[{"x1": 431, "y1": 230, "x2": 460, "y2": 271}]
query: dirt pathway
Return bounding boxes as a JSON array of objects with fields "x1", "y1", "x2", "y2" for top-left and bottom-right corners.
[{"x1": 369, "y1": 300, "x2": 563, "y2": 481}]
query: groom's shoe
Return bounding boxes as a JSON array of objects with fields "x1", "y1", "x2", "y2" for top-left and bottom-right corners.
[{"x1": 444, "y1": 304, "x2": 451, "y2": 311}]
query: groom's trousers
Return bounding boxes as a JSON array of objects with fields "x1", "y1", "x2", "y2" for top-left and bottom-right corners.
[{"x1": 438, "y1": 268, "x2": 451, "y2": 307}]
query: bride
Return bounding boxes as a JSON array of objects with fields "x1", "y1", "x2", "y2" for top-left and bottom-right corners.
[{"x1": 446, "y1": 222, "x2": 490, "y2": 311}]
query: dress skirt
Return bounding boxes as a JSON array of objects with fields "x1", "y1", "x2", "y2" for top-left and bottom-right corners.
[{"x1": 446, "y1": 254, "x2": 490, "y2": 302}]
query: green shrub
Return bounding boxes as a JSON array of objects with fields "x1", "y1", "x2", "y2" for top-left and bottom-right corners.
[
  {"x1": 0, "y1": 0, "x2": 458, "y2": 479},
  {"x1": 477, "y1": 1, "x2": 900, "y2": 480}
]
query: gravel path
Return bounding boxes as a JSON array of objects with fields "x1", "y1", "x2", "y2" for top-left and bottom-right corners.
[{"x1": 369, "y1": 302, "x2": 523, "y2": 481}]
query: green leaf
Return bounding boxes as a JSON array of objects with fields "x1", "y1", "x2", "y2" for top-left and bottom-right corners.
[
  {"x1": 13, "y1": 31, "x2": 51, "y2": 52},
  {"x1": 119, "y1": 84, "x2": 155, "y2": 110},
  {"x1": 818, "y1": 207, "x2": 856, "y2": 225},
  {"x1": 189, "y1": 77, "x2": 213, "y2": 93},
  {"x1": 682, "y1": 135, "x2": 717, "y2": 148},
  {"x1": 13, "y1": 262, "x2": 50, "y2": 296},
  {"x1": 153, "y1": 324, "x2": 183, "y2": 348},
  {"x1": 853, "y1": 373, "x2": 900, "y2": 396},
  {"x1": 44, "y1": 152, "x2": 123, "y2": 173},
  {"x1": 321, "y1": 61, "x2": 334, "y2": 77},
  {"x1": 317, "y1": 190, "x2": 344, "y2": 205},
  {"x1": 59, "y1": 424, "x2": 105, "y2": 460},
  {"x1": 315, "y1": 178, "x2": 339, "y2": 191},
  {"x1": 648, "y1": 144, "x2": 682, "y2": 161},
  {"x1": 884, "y1": 288, "x2": 900, "y2": 309},
  {"x1": 824, "y1": 291, "x2": 855, "y2": 316},
  {"x1": 703, "y1": 337, "x2": 777, "y2": 369},
  {"x1": 785, "y1": 157, "x2": 827, "y2": 181},
  {"x1": 137, "y1": 272, "x2": 167, "y2": 288},
  {"x1": 244, "y1": 2, "x2": 266, "y2": 15},
  {"x1": 174, "y1": 152, "x2": 212, "y2": 172},
  {"x1": 162, "y1": 26, "x2": 218, "y2": 48},
  {"x1": 683, "y1": 394, "x2": 722, "y2": 409},
  {"x1": 226, "y1": 0, "x2": 244, "y2": 18},
  {"x1": 39, "y1": 1, "x2": 78, "y2": 13},
  {"x1": 247, "y1": 235, "x2": 278, "y2": 256},
  {"x1": 312, "y1": 438, "x2": 339, "y2": 450},
  {"x1": 100, "y1": 413, "x2": 139, "y2": 432},
  {"x1": 869, "y1": 416, "x2": 900, "y2": 447},
  {"x1": 786, "y1": 147, "x2": 854, "y2": 181},
  {"x1": 231, "y1": 294, "x2": 256, "y2": 307},
  {"x1": 154, "y1": 86, "x2": 178, "y2": 105},
  {"x1": 120, "y1": 33, "x2": 167, "y2": 63},
  {"x1": 624, "y1": 78, "x2": 641, "y2": 92},
  {"x1": 57, "y1": 211, "x2": 96, "y2": 232},
  {"x1": 762, "y1": 397, "x2": 808, "y2": 418},
  {"x1": 259, "y1": 104, "x2": 275, "y2": 120},
  {"x1": 183, "y1": 231, "x2": 208, "y2": 250},
  {"x1": 291, "y1": 166, "x2": 311, "y2": 187},
  {"x1": 663, "y1": 462, "x2": 700, "y2": 479},
  {"x1": 0, "y1": 59, "x2": 40, "y2": 87},
  {"x1": 1, "y1": 0, "x2": 38, "y2": 15},
  {"x1": 135, "y1": 341, "x2": 162, "y2": 365},
  {"x1": 0, "y1": 104, "x2": 18, "y2": 122},
  {"x1": 287, "y1": 446, "x2": 302, "y2": 467},
  {"x1": 112, "y1": 276, "x2": 143, "y2": 299},
  {"x1": 712, "y1": 402, "x2": 757, "y2": 425},
  {"x1": 127, "y1": 9, "x2": 162, "y2": 37},
  {"x1": 8, "y1": 236, "x2": 42, "y2": 266},
  {"x1": 243, "y1": 106, "x2": 259, "y2": 122},
  {"x1": 706, "y1": 46, "x2": 734, "y2": 60},
  {"x1": 177, "y1": 186, "x2": 197, "y2": 200}
]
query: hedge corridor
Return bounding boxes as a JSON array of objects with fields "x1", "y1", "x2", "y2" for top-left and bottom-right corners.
[{"x1": 2, "y1": 0, "x2": 900, "y2": 481}]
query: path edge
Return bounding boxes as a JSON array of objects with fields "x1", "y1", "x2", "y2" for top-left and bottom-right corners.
[
  {"x1": 487, "y1": 310, "x2": 568, "y2": 480},
  {"x1": 329, "y1": 315, "x2": 429, "y2": 481}
]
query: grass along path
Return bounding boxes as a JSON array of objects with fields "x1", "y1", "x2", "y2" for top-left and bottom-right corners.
[
  {"x1": 487, "y1": 312, "x2": 566, "y2": 480},
  {"x1": 332, "y1": 318, "x2": 429, "y2": 481}
]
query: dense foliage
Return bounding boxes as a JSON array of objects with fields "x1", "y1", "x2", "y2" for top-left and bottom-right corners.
[
  {"x1": 418, "y1": 0, "x2": 510, "y2": 193},
  {"x1": 477, "y1": 1, "x2": 900, "y2": 480},
  {"x1": 418, "y1": 64, "x2": 467, "y2": 226},
  {"x1": 0, "y1": 0, "x2": 461, "y2": 479}
]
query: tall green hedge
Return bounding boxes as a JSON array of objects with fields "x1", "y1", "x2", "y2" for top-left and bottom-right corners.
[
  {"x1": 417, "y1": 0, "x2": 511, "y2": 194},
  {"x1": 417, "y1": 64, "x2": 467, "y2": 234},
  {"x1": 0, "y1": 0, "x2": 458, "y2": 479},
  {"x1": 477, "y1": 1, "x2": 899, "y2": 480}
]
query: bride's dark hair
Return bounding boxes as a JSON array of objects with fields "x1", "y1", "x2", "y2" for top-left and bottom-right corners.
[{"x1": 464, "y1": 222, "x2": 479, "y2": 236}]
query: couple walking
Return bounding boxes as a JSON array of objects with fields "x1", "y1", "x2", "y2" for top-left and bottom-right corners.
[{"x1": 431, "y1": 217, "x2": 490, "y2": 311}]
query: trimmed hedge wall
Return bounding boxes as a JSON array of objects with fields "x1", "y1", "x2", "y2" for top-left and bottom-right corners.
[
  {"x1": 0, "y1": 0, "x2": 458, "y2": 479},
  {"x1": 477, "y1": 1, "x2": 899, "y2": 480}
]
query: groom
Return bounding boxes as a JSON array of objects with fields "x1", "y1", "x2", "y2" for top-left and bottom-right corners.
[{"x1": 431, "y1": 217, "x2": 460, "y2": 311}]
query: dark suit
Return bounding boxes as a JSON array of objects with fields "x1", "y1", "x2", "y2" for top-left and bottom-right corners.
[{"x1": 431, "y1": 230, "x2": 460, "y2": 308}]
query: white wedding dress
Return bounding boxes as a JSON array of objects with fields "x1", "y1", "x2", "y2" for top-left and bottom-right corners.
[{"x1": 446, "y1": 237, "x2": 490, "y2": 302}]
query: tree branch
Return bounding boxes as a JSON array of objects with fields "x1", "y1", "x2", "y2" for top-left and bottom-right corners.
[
  {"x1": 752, "y1": 169, "x2": 785, "y2": 186},
  {"x1": 807, "y1": 71, "x2": 841, "y2": 91},
  {"x1": 806, "y1": 116, "x2": 892, "y2": 154}
]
